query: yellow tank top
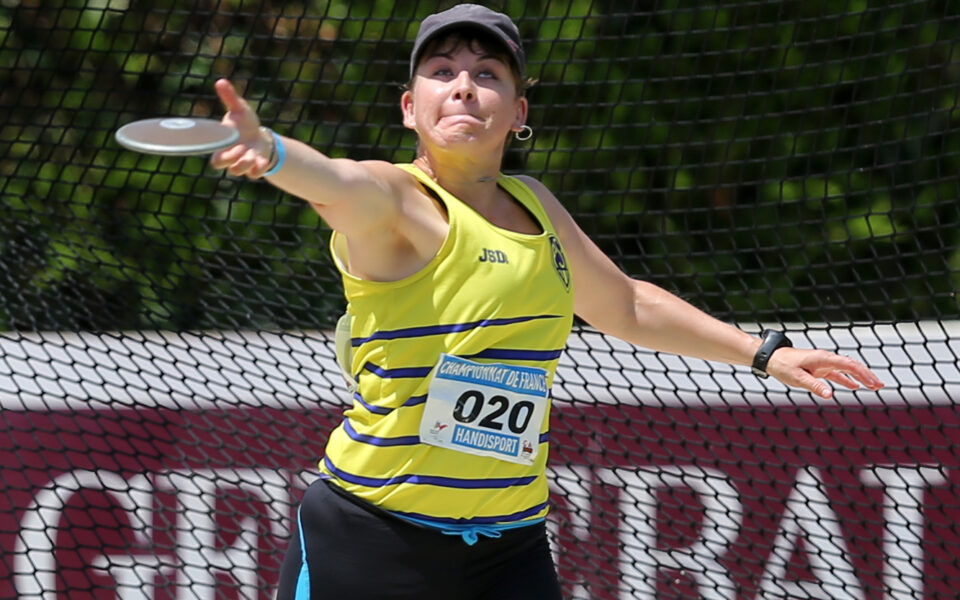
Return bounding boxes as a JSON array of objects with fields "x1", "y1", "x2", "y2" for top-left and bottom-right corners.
[{"x1": 321, "y1": 163, "x2": 574, "y2": 526}]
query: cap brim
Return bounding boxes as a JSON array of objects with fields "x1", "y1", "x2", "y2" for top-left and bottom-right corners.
[{"x1": 409, "y1": 22, "x2": 524, "y2": 79}]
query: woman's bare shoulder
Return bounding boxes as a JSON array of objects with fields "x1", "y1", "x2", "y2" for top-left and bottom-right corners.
[{"x1": 512, "y1": 174, "x2": 573, "y2": 231}]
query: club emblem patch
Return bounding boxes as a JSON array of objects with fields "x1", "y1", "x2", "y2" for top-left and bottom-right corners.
[{"x1": 549, "y1": 235, "x2": 571, "y2": 291}]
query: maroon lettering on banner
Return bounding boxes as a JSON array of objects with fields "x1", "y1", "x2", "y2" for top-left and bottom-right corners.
[
  {"x1": 2, "y1": 401, "x2": 958, "y2": 599},
  {"x1": 549, "y1": 403, "x2": 960, "y2": 599}
]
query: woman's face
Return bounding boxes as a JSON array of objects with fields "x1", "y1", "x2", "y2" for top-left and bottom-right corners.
[{"x1": 402, "y1": 37, "x2": 527, "y2": 157}]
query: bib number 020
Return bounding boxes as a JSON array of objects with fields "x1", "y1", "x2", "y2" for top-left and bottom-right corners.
[
  {"x1": 453, "y1": 390, "x2": 535, "y2": 434},
  {"x1": 421, "y1": 354, "x2": 550, "y2": 465}
]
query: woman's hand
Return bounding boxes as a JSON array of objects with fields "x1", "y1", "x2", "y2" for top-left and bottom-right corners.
[
  {"x1": 765, "y1": 347, "x2": 885, "y2": 399},
  {"x1": 209, "y1": 78, "x2": 275, "y2": 179}
]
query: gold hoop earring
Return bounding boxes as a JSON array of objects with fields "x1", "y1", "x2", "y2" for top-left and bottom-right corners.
[{"x1": 514, "y1": 125, "x2": 533, "y2": 141}]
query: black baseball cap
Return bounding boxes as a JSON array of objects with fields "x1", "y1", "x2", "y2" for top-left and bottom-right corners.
[{"x1": 409, "y1": 4, "x2": 526, "y2": 79}]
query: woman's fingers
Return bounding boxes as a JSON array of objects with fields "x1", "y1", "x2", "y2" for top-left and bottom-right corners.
[
  {"x1": 767, "y1": 348, "x2": 885, "y2": 398},
  {"x1": 782, "y1": 367, "x2": 834, "y2": 399},
  {"x1": 212, "y1": 145, "x2": 272, "y2": 179},
  {"x1": 812, "y1": 353, "x2": 885, "y2": 390},
  {"x1": 209, "y1": 79, "x2": 272, "y2": 178},
  {"x1": 229, "y1": 147, "x2": 262, "y2": 176},
  {"x1": 215, "y1": 78, "x2": 247, "y2": 114},
  {"x1": 215, "y1": 80, "x2": 257, "y2": 133},
  {"x1": 210, "y1": 143, "x2": 248, "y2": 170},
  {"x1": 823, "y1": 369, "x2": 861, "y2": 390}
]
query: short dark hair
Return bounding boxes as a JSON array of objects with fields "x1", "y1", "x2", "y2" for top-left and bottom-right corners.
[{"x1": 406, "y1": 28, "x2": 534, "y2": 97}]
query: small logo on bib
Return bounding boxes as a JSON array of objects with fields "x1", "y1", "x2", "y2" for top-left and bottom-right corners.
[{"x1": 521, "y1": 440, "x2": 534, "y2": 459}]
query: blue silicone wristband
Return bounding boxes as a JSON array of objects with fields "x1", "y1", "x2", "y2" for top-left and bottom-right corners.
[{"x1": 264, "y1": 129, "x2": 285, "y2": 176}]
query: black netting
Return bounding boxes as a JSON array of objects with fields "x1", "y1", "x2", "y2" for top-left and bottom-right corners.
[{"x1": 2, "y1": 1, "x2": 959, "y2": 598}]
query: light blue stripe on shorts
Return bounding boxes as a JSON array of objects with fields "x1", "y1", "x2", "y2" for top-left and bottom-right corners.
[{"x1": 295, "y1": 506, "x2": 310, "y2": 600}]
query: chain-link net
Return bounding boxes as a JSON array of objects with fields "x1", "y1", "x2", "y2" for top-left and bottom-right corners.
[{"x1": 2, "y1": 1, "x2": 959, "y2": 598}]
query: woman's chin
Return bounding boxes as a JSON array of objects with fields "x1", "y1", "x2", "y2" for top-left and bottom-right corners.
[{"x1": 433, "y1": 130, "x2": 500, "y2": 151}]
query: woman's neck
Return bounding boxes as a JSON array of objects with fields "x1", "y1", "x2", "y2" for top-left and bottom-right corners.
[{"x1": 413, "y1": 154, "x2": 501, "y2": 207}]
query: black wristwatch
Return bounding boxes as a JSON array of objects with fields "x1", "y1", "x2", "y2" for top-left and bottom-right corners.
[{"x1": 751, "y1": 329, "x2": 793, "y2": 378}]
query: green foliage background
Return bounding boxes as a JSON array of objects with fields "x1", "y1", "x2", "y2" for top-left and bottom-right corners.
[{"x1": 1, "y1": 0, "x2": 958, "y2": 331}]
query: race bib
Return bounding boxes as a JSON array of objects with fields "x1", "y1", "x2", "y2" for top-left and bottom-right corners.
[{"x1": 420, "y1": 354, "x2": 550, "y2": 465}]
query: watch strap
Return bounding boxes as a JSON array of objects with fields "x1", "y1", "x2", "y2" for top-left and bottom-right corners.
[{"x1": 751, "y1": 329, "x2": 793, "y2": 378}]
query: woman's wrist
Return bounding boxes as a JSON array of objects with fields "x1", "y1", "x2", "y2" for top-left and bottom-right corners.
[{"x1": 259, "y1": 126, "x2": 285, "y2": 176}]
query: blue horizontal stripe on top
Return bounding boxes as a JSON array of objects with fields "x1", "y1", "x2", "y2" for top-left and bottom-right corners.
[
  {"x1": 363, "y1": 362, "x2": 433, "y2": 379},
  {"x1": 463, "y1": 348, "x2": 564, "y2": 361},
  {"x1": 353, "y1": 392, "x2": 427, "y2": 415},
  {"x1": 351, "y1": 314, "x2": 562, "y2": 347},
  {"x1": 353, "y1": 392, "x2": 391, "y2": 415},
  {"x1": 343, "y1": 417, "x2": 547, "y2": 447},
  {"x1": 323, "y1": 456, "x2": 537, "y2": 489},
  {"x1": 343, "y1": 419, "x2": 420, "y2": 447},
  {"x1": 391, "y1": 500, "x2": 550, "y2": 525},
  {"x1": 404, "y1": 394, "x2": 428, "y2": 406}
]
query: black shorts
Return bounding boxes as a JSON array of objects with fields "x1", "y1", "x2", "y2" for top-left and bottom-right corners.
[{"x1": 276, "y1": 478, "x2": 563, "y2": 600}]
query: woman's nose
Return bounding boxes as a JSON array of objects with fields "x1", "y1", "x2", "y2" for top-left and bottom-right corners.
[{"x1": 451, "y1": 70, "x2": 476, "y2": 101}]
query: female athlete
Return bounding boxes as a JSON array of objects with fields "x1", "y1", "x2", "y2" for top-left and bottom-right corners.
[{"x1": 210, "y1": 5, "x2": 884, "y2": 599}]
